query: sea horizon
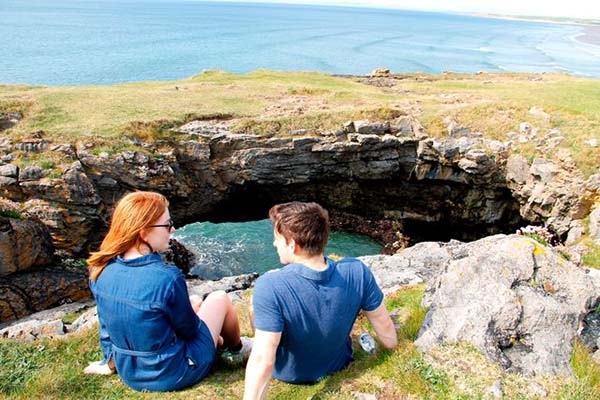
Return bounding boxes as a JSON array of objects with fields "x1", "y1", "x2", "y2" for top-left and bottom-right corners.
[{"x1": 2, "y1": 0, "x2": 600, "y2": 86}]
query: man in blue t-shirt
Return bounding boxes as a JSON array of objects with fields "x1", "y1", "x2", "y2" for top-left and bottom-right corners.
[{"x1": 244, "y1": 202, "x2": 398, "y2": 400}]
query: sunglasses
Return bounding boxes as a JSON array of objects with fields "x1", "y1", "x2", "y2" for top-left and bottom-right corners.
[{"x1": 148, "y1": 219, "x2": 175, "y2": 230}]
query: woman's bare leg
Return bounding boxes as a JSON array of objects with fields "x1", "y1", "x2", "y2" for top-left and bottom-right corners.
[
  {"x1": 190, "y1": 294, "x2": 203, "y2": 314},
  {"x1": 197, "y1": 290, "x2": 241, "y2": 349}
]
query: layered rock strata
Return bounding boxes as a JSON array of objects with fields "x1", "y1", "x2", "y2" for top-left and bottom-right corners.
[{"x1": 1, "y1": 121, "x2": 595, "y2": 259}]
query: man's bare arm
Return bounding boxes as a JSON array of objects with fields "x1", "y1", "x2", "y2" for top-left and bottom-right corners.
[
  {"x1": 243, "y1": 329, "x2": 282, "y2": 400},
  {"x1": 364, "y1": 302, "x2": 398, "y2": 349}
]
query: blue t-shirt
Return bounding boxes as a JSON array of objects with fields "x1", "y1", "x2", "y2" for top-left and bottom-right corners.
[{"x1": 252, "y1": 257, "x2": 384, "y2": 383}]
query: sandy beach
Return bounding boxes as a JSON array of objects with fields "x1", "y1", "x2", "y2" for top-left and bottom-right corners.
[
  {"x1": 470, "y1": 12, "x2": 600, "y2": 46},
  {"x1": 575, "y1": 24, "x2": 600, "y2": 46}
]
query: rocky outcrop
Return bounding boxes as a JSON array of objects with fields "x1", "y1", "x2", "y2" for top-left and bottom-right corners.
[
  {"x1": 0, "y1": 112, "x2": 22, "y2": 132},
  {"x1": 0, "y1": 215, "x2": 54, "y2": 276},
  {"x1": 163, "y1": 238, "x2": 197, "y2": 276},
  {"x1": 1, "y1": 119, "x2": 597, "y2": 327},
  {"x1": 3, "y1": 234, "x2": 598, "y2": 379},
  {"x1": 361, "y1": 241, "x2": 452, "y2": 293},
  {"x1": 590, "y1": 202, "x2": 600, "y2": 245},
  {"x1": 0, "y1": 238, "x2": 202, "y2": 324},
  {"x1": 2, "y1": 122, "x2": 595, "y2": 258},
  {"x1": 413, "y1": 234, "x2": 599, "y2": 376},
  {"x1": 0, "y1": 264, "x2": 89, "y2": 323},
  {"x1": 506, "y1": 152, "x2": 592, "y2": 237},
  {"x1": 0, "y1": 273, "x2": 258, "y2": 340}
]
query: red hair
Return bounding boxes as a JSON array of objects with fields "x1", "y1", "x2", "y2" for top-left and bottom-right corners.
[{"x1": 87, "y1": 191, "x2": 168, "y2": 280}]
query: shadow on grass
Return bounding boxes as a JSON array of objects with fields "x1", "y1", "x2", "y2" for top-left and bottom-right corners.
[{"x1": 269, "y1": 344, "x2": 397, "y2": 400}]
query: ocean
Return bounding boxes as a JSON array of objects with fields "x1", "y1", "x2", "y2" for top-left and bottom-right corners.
[
  {"x1": 172, "y1": 219, "x2": 382, "y2": 279},
  {"x1": 1, "y1": 0, "x2": 600, "y2": 86}
]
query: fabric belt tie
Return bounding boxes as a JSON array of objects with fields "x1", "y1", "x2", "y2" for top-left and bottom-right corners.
[{"x1": 111, "y1": 336, "x2": 177, "y2": 357}]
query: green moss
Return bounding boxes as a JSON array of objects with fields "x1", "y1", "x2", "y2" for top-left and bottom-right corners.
[
  {"x1": 582, "y1": 243, "x2": 600, "y2": 269},
  {"x1": 0, "y1": 209, "x2": 23, "y2": 219},
  {"x1": 567, "y1": 340, "x2": 600, "y2": 398}
]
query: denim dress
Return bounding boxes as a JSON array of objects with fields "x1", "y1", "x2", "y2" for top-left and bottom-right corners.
[{"x1": 90, "y1": 253, "x2": 215, "y2": 392}]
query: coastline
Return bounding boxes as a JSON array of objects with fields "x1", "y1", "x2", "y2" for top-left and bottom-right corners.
[
  {"x1": 467, "y1": 12, "x2": 600, "y2": 46},
  {"x1": 575, "y1": 25, "x2": 600, "y2": 46}
]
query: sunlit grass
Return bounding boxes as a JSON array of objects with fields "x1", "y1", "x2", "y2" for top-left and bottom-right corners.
[
  {"x1": 0, "y1": 70, "x2": 390, "y2": 141},
  {"x1": 2, "y1": 285, "x2": 600, "y2": 399},
  {"x1": 0, "y1": 287, "x2": 442, "y2": 400},
  {"x1": 1, "y1": 70, "x2": 598, "y2": 175},
  {"x1": 582, "y1": 239, "x2": 600, "y2": 269}
]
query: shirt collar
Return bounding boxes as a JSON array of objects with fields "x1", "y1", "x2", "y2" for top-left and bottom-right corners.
[
  {"x1": 287, "y1": 257, "x2": 335, "y2": 281},
  {"x1": 115, "y1": 252, "x2": 162, "y2": 267}
]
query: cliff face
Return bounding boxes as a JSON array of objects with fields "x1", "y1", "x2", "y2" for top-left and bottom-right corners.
[
  {"x1": 0, "y1": 120, "x2": 595, "y2": 257},
  {"x1": 0, "y1": 120, "x2": 597, "y2": 325},
  {"x1": 0, "y1": 215, "x2": 54, "y2": 276}
]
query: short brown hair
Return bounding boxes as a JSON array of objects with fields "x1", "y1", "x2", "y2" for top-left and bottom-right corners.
[{"x1": 269, "y1": 202, "x2": 329, "y2": 256}]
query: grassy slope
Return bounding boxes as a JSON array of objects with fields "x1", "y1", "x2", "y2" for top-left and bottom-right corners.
[
  {"x1": 0, "y1": 71, "x2": 392, "y2": 138},
  {"x1": 1, "y1": 71, "x2": 600, "y2": 397},
  {"x1": 1, "y1": 286, "x2": 598, "y2": 399},
  {"x1": 1, "y1": 70, "x2": 598, "y2": 174},
  {"x1": 2, "y1": 70, "x2": 599, "y2": 263}
]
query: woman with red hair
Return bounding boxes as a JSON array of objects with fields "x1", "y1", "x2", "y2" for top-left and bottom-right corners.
[{"x1": 84, "y1": 191, "x2": 250, "y2": 391}]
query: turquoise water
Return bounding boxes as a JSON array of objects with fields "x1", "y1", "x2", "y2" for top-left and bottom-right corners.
[
  {"x1": 2, "y1": 0, "x2": 600, "y2": 86},
  {"x1": 172, "y1": 219, "x2": 382, "y2": 279}
]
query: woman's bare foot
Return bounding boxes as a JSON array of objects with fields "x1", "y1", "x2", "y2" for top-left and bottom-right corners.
[{"x1": 83, "y1": 360, "x2": 116, "y2": 375}]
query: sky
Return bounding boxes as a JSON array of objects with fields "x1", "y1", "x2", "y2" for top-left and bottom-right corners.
[{"x1": 217, "y1": 0, "x2": 600, "y2": 20}]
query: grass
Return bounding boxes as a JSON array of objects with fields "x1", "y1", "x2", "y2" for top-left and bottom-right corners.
[
  {"x1": 562, "y1": 340, "x2": 600, "y2": 399},
  {"x1": 1, "y1": 70, "x2": 599, "y2": 176},
  {"x1": 582, "y1": 242, "x2": 600, "y2": 269},
  {"x1": 0, "y1": 287, "x2": 437, "y2": 400},
  {"x1": 0, "y1": 198, "x2": 23, "y2": 219},
  {"x1": 1, "y1": 70, "x2": 389, "y2": 141},
  {"x1": 2, "y1": 286, "x2": 599, "y2": 399},
  {"x1": 2, "y1": 70, "x2": 600, "y2": 396},
  {"x1": 578, "y1": 231, "x2": 600, "y2": 269}
]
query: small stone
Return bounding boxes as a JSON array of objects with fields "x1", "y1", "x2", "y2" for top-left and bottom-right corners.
[
  {"x1": 371, "y1": 67, "x2": 390, "y2": 76},
  {"x1": 447, "y1": 120, "x2": 471, "y2": 137},
  {"x1": 352, "y1": 392, "x2": 378, "y2": 400},
  {"x1": 0, "y1": 163, "x2": 18, "y2": 178},
  {"x1": 19, "y1": 165, "x2": 45, "y2": 181},
  {"x1": 519, "y1": 122, "x2": 532, "y2": 135},
  {"x1": 343, "y1": 121, "x2": 355, "y2": 133},
  {"x1": 528, "y1": 382, "x2": 548, "y2": 397},
  {"x1": 484, "y1": 379, "x2": 503, "y2": 398},
  {"x1": 566, "y1": 220, "x2": 585, "y2": 245},
  {"x1": 529, "y1": 107, "x2": 550, "y2": 123},
  {"x1": 0, "y1": 112, "x2": 22, "y2": 131}
]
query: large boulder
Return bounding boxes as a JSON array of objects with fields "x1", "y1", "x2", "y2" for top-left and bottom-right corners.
[
  {"x1": 506, "y1": 154, "x2": 592, "y2": 237},
  {"x1": 361, "y1": 241, "x2": 453, "y2": 293},
  {"x1": 0, "y1": 264, "x2": 90, "y2": 323},
  {"x1": 0, "y1": 273, "x2": 258, "y2": 339},
  {"x1": 414, "y1": 234, "x2": 599, "y2": 376},
  {"x1": 0, "y1": 112, "x2": 22, "y2": 131},
  {"x1": 589, "y1": 203, "x2": 600, "y2": 245},
  {"x1": 0, "y1": 215, "x2": 54, "y2": 276}
]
